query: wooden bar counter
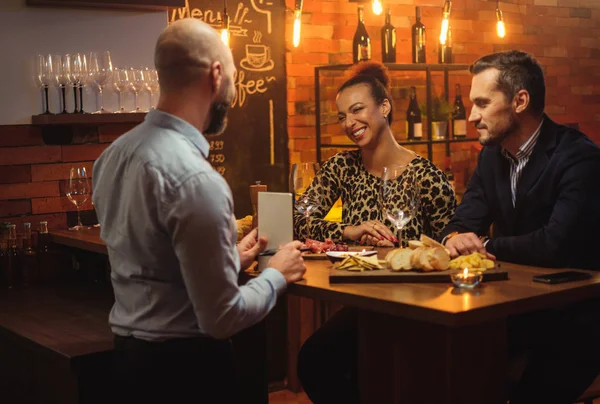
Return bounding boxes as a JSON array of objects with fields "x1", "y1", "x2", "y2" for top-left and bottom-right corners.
[{"x1": 0, "y1": 281, "x2": 114, "y2": 404}]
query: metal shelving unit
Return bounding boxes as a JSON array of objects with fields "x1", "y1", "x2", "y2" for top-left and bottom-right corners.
[{"x1": 314, "y1": 63, "x2": 477, "y2": 163}]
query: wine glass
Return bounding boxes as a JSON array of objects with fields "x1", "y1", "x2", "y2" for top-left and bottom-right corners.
[
  {"x1": 53, "y1": 54, "x2": 70, "y2": 114},
  {"x1": 290, "y1": 163, "x2": 320, "y2": 219},
  {"x1": 129, "y1": 68, "x2": 145, "y2": 112},
  {"x1": 112, "y1": 68, "x2": 130, "y2": 113},
  {"x1": 69, "y1": 53, "x2": 86, "y2": 113},
  {"x1": 66, "y1": 167, "x2": 91, "y2": 231},
  {"x1": 145, "y1": 68, "x2": 160, "y2": 110},
  {"x1": 89, "y1": 51, "x2": 113, "y2": 113},
  {"x1": 380, "y1": 165, "x2": 419, "y2": 247},
  {"x1": 35, "y1": 54, "x2": 53, "y2": 114}
]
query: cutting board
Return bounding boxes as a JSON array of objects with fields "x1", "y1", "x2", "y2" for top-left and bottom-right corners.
[{"x1": 329, "y1": 265, "x2": 509, "y2": 284}]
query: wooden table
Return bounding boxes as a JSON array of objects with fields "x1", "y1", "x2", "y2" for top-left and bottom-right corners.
[
  {"x1": 284, "y1": 253, "x2": 600, "y2": 404},
  {"x1": 50, "y1": 227, "x2": 107, "y2": 255},
  {"x1": 49, "y1": 228, "x2": 600, "y2": 402}
]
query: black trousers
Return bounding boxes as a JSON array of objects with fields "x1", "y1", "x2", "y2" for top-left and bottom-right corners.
[
  {"x1": 297, "y1": 303, "x2": 600, "y2": 404},
  {"x1": 112, "y1": 334, "x2": 240, "y2": 404}
]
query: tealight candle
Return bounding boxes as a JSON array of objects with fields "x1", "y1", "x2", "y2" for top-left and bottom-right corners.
[{"x1": 451, "y1": 268, "x2": 483, "y2": 289}]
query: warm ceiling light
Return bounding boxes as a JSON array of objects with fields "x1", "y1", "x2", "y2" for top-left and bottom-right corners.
[
  {"x1": 221, "y1": 0, "x2": 230, "y2": 47},
  {"x1": 372, "y1": 0, "x2": 383, "y2": 16},
  {"x1": 293, "y1": 0, "x2": 303, "y2": 47},
  {"x1": 496, "y1": 1, "x2": 506, "y2": 38},
  {"x1": 439, "y1": 0, "x2": 451, "y2": 45}
]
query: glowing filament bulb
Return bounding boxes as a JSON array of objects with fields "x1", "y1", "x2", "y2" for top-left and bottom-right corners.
[
  {"x1": 293, "y1": 9, "x2": 302, "y2": 47},
  {"x1": 372, "y1": 0, "x2": 383, "y2": 16},
  {"x1": 440, "y1": 18, "x2": 449, "y2": 45},
  {"x1": 496, "y1": 7, "x2": 505, "y2": 38}
]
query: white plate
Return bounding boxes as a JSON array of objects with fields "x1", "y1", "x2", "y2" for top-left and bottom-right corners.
[{"x1": 325, "y1": 250, "x2": 378, "y2": 262}]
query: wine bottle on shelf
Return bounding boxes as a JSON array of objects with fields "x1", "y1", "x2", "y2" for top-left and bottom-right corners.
[
  {"x1": 353, "y1": 5, "x2": 371, "y2": 64},
  {"x1": 411, "y1": 6, "x2": 426, "y2": 63},
  {"x1": 6, "y1": 224, "x2": 20, "y2": 288},
  {"x1": 452, "y1": 83, "x2": 467, "y2": 138},
  {"x1": 21, "y1": 222, "x2": 38, "y2": 286},
  {"x1": 381, "y1": 7, "x2": 396, "y2": 63},
  {"x1": 406, "y1": 86, "x2": 422, "y2": 140},
  {"x1": 438, "y1": 25, "x2": 453, "y2": 64}
]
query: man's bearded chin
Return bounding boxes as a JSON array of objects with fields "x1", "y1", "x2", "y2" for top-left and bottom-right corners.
[{"x1": 204, "y1": 101, "x2": 230, "y2": 137}]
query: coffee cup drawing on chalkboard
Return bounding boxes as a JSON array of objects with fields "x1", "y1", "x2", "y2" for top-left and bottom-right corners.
[{"x1": 240, "y1": 44, "x2": 274, "y2": 72}]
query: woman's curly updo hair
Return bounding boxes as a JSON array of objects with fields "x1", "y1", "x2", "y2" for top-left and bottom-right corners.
[{"x1": 337, "y1": 61, "x2": 393, "y2": 125}]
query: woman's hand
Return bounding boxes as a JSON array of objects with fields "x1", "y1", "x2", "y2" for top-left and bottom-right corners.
[{"x1": 343, "y1": 220, "x2": 397, "y2": 246}]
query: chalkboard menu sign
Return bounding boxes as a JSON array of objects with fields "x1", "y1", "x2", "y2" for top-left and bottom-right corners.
[{"x1": 169, "y1": 0, "x2": 289, "y2": 218}]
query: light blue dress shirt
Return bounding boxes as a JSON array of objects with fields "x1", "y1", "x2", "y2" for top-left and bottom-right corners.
[{"x1": 92, "y1": 109, "x2": 286, "y2": 341}]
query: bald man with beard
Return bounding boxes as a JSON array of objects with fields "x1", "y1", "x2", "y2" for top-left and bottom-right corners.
[{"x1": 92, "y1": 19, "x2": 306, "y2": 404}]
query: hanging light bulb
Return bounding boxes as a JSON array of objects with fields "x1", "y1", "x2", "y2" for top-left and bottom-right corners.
[
  {"x1": 372, "y1": 0, "x2": 383, "y2": 16},
  {"x1": 221, "y1": 0, "x2": 230, "y2": 47},
  {"x1": 496, "y1": 2, "x2": 506, "y2": 38},
  {"x1": 439, "y1": 0, "x2": 451, "y2": 45},
  {"x1": 293, "y1": 0, "x2": 303, "y2": 48}
]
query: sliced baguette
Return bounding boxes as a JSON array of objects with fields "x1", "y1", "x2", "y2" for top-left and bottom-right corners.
[
  {"x1": 410, "y1": 247, "x2": 425, "y2": 269},
  {"x1": 389, "y1": 248, "x2": 413, "y2": 271},
  {"x1": 428, "y1": 246, "x2": 450, "y2": 271},
  {"x1": 420, "y1": 234, "x2": 450, "y2": 254},
  {"x1": 408, "y1": 240, "x2": 425, "y2": 249},
  {"x1": 419, "y1": 249, "x2": 435, "y2": 272},
  {"x1": 385, "y1": 249, "x2": 399, "y2": 268}
]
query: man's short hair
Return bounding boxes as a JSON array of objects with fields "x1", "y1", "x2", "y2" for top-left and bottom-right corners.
[{"x1": 470, "y1": 50, "x2": 545, "y2": 115}]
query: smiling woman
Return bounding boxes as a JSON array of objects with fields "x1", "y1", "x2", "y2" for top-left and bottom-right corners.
[{"x1": 293, "y1": 61, "x2": 457, "y2": 250}]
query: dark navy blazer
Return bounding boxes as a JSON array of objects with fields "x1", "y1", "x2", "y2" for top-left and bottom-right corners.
[{"x1": 442, "y1": 116, "x2": 600, "y2": 270}]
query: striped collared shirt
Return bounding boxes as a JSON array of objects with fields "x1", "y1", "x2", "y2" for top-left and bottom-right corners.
[{"x1": 501, "y1": 119, "x2": 544, "y2": 207}]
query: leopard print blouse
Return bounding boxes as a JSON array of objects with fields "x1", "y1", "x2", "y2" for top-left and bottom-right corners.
[{"x1": 293, "y1": 150, "x2": 457, "y2": 246}]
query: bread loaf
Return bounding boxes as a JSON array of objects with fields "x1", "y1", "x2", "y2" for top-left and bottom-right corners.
[
  {"x1": 408, "y1": 240, "x2": 425, "y2": 249},
  {"x1": 384, "y1": 243, "x2": 451, "y2": 272},
  {"x1": 389, "y1": 248, "x2": 413, "y2": 271}
]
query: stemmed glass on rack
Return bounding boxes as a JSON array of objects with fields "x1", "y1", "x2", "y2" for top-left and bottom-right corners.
[
  {"x1": 89, "y1": 51, "x2": 113, "y2": 113},
  {"x1": 380, "y1": 164, "x2": 419, "y2": 248},
  {"x1": 35, "y1": 54, "x2": 53, "y2": 114},
  {"x1": 129, "y1": 68, "x2": 146, "y2": 112},
  {"x1": 53, "y1": 54, "x2": 70, "y2": 114},
  {"x1": 113, "y1": 68, "x2": 130, "y2": 113},
  {"x1": 145, "y1": 68, "x2": 160, "y2": 110},
  {"x1": 69, "y1": 53, "x2": 87, "y2": 113},
  {"x1": 66, "y1": 166, "x2": 91, "y2": 231},
  {"x1": 290, "y1": 163, "x2": 320, "y2": 220}
]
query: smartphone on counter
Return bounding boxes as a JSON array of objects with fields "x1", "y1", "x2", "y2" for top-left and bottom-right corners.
[{"x1": 532, "y1": 270, "x2": 592, "y2": 285}]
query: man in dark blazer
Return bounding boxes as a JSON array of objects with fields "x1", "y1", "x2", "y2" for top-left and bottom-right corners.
[{"x1": 441, "y1": 50, "x2": 600, "y2": 404}]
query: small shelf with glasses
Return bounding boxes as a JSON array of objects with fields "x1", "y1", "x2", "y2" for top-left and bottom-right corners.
[
  {"x1": 31, "y1": 112, "x2": 146, "y2": 126},
  {"x1": 314, "y1": 63, "x2": 476, "y2": 163}
]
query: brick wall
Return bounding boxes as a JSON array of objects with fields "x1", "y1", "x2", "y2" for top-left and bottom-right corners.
[
  {"x1": 2, "y1": 0, "x2": 600, "y2": 227},
  {"x1": 0, "y1": 123, "x2": 136, "y2": 230},
  {"x1": 284, "y1": 0, "x2": 600, "y2": 166}
]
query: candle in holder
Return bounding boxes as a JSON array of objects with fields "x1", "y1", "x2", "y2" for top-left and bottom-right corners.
[{"x1": 451, "y1": 268, "x2": 483, "y2": 289}]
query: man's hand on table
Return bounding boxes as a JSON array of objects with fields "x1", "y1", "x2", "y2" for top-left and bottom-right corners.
[
  {"x1": 268, "y1": 241, "x2": 306, "y2": 284},
  {"x1": 445, "y1": 232, "x2": 496, "y2": 260},
  {"x1": 238, "y1": 228, "x2": 268, "y2": 270}
]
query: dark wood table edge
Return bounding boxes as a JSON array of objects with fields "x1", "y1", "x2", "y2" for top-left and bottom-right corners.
[
  {"x1": 288, "y1": 276, "x2": 600, "y2": 327},
  {"x1": 50, "y1": 230, "x2": 108, "y2": 255}
]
